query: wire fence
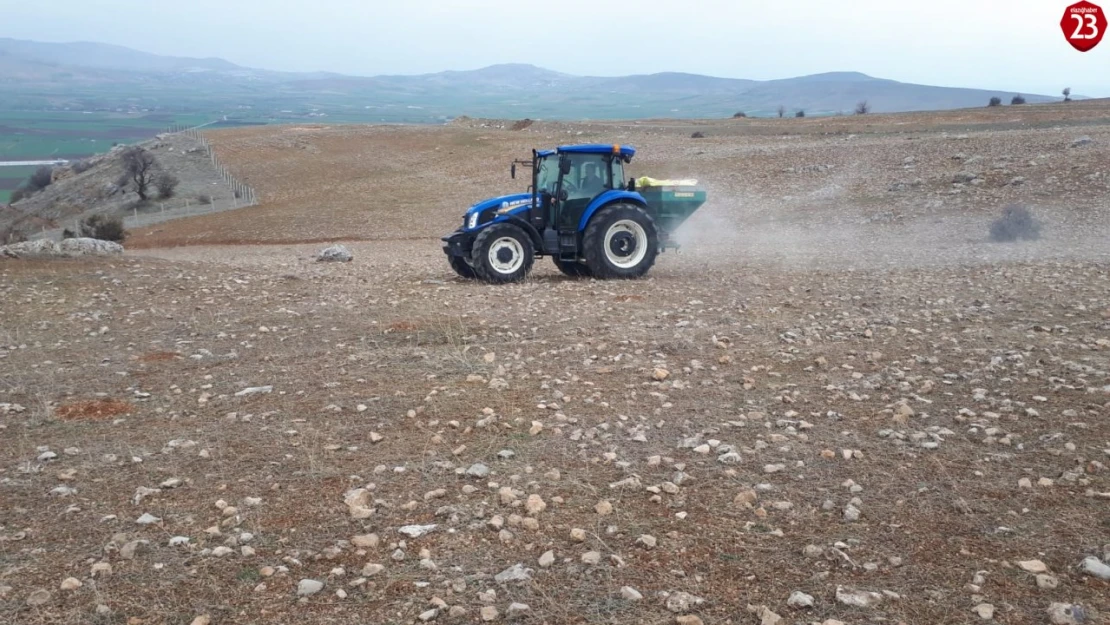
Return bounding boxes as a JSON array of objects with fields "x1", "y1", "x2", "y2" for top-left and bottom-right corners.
[{"x1": 164, "y1": 123, "x2": 258, "y2": 206}]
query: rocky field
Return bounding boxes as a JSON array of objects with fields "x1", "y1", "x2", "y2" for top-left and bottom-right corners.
[{"x1": 1, "y1": 102, "x2": 1109, "y2": 625}]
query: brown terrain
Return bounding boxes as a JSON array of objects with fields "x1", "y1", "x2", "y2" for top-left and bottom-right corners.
[{"x1": 2, "y1": 101, "x2": 1109, "y2": 625}]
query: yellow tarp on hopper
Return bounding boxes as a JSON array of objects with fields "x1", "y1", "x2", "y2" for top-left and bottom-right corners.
[{"x1": 636, "y1": 176, "x2": 698, "y2": 187}]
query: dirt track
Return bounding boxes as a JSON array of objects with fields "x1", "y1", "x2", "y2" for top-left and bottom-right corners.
[{"x1": 2, "y1": 103, "x2": 1109, "y2": 625}]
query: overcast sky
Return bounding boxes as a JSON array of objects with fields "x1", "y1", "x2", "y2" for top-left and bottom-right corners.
[{"x1": 3, "y1": 0, "x2": 1108, "y2": 96}]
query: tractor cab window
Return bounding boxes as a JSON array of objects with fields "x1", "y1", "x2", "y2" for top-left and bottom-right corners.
[
  {"x1": 536, "y1": 156, "x2": 560, "y2": 195},
  {"x1": 563, "y1": 153, "x2": 609, "y2": 201},
  {"x1": 610, "y1": 158, "x2": 626, "y2": 190}
]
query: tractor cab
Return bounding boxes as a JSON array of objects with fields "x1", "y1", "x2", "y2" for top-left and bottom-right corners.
[{"x1": 514, "y1": 144, "x2": 634, "y2": 233}]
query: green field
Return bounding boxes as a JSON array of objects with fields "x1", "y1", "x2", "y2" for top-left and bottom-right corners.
[{"x1": 0, "y1": 111, "x2": 215, "y2": 161}]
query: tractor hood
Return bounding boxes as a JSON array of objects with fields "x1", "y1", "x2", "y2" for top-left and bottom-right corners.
[{"x1": 463, "y1": 192, "x2": 533, "y2": 230}]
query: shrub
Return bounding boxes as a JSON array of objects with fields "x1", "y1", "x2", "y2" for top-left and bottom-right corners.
[
  {"x1": 691, "y1": 131, "x2": 706, "y2": 139},
  {"x1": 1011, "y1": 95, "x2": 1026, "y2": 105},
  {"x1": 732, "y1": 111, "x2": 747, "y2": 118},
  {"x1": 155, "y1": 172, "x2": 180, "y2": 199},
  {"x1": 988, "y1": 97, "x2": 1002, "y2": 107},
  {"x1": 71, "y1": 159, "x2": 94, "y2": 174},
  {"x1": 989, "y1": 204, "x2": 1040, "y2": 242},
  {"x1": 854, "y1": 100, "x2": 870, "y2": 115},
  {"x1": 1063, "y1": 87, "x2": 1071, "y2": 102},
  {"x1": 777, "y1": 105, "x2": 786, "y2": 118},
  {"x1": 29, "y1": 166, "x2": 53, "y2": 191},
  {"x1": 795, "y1": 110, "x2": 805, "y2": 118},
  {"x1": 78, "y1": 214, "x2": 127, "y2": 243},
  {"x1": 196, "y1": 194, "x2": 212, "y2": 204},
  {"x1": 62, "y1": 228, "x2": 76, "y2": 239}
]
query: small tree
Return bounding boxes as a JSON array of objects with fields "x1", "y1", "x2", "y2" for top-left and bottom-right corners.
[
  {"x1": 732, "y1": 111, "x2": 747, "y2": 118},
  {"x1": 854, "y1": 100, "x2": 870, "y2": 115},
  {"x1": 777, "y1": 105, "x2": 786, "y2": 118},
  {"x1": 795, "y1": 109, "x2": 805, "y2": 118},
  {"x1": 155, "y1": 172, "x2": 180, "y2": 199},
  {"x1": 988, "y1": 97, "x2": 1002, "y2": 107},
  {"x1": 1062, "y1": 87, "x2": 1071, "y2": 102},
  {"x1": 1011, "y1": 95, "x2": 1026, "y2": 105},
  {"x1": 120, "y1": 146, "x2": 158, "y2": 201},
  {"x1": 78, "y1": 214, "x2": 126, "y2": 243}
]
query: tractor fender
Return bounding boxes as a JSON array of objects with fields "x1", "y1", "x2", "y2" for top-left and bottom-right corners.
[
  {"x1": 577, "y1": 190, "x2": 648, "y2": 231},
  {"x1": 499, "y1": 215, "x2": 544, "y2": 252}
]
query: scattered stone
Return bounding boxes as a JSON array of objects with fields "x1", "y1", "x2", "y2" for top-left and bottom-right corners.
[
  {"x1": 467, "y1": 463, "x2": 491, "y2": 478},
  {"x1": 399, "y1": 524, "x2": 437, "y2": 538},
  {"x1": 666, "y1": 591, "x2": 705, "y2": 613},
  {"x1": 26, "y1": 589, "x2": 51, "y2": 606},
  {"x1": 494, "y1": 563, "x2": 532, "y2": 583},
  {"x1": 835, "y1": 586, "x2": 883, "y2": 608},
  {"x1": 525, "y1": 494, "x2": 546, "y2": 515},
  {"x1": 621, "y1": 586, "x2": 643, "y2": 601},
  {"x1": 538, "y1": 551, "x2": 555, "y2": 567},
  {"x1": 1019, "y1": 559, "x2": 1048, "y2": 574},
  {"x1": 352, "y1": 534, "x2": 380, "y2": 548},
  {"x1": 234, "y1": 386, "x2": 273, "y2": 397},
  {"x1": 60, "y1": 577, "x2": 82, "y2": 591},
  {"x1": 1036, "y1": 574, "x2": 1060, "y2": 589},
  {"x1": 787, "y1": 591, "x2": 814, "y2": 608},
  {"x1": 581, "y1": 551, "x2": 601, "y2": 565},
  {"x1": 135, "y1": 513, "x2": 161, "y2": 525},
  {"x1": 316, "y1": 244, "x2": 353, "y2": 262},
  {"x1": 974, "y1": 603, "x2": 995, "y2": 620},
  {"x1": 481, "y1": 606, "x2": 499, "y2": 621},
  {"x1": 1080, "y1": 556, "x2": 1110, "y2": 580},
  {"x1": 675, "y1": 616, "x2": 704, "y2": 625},
  {"x1": 418, "y1": 608, "x2": 439, "y2": 621},
  {"x1": 507, "y1": 602, "x2": 531, "y2": 618},
  {"x1": 297, "y1": 579, "x2": 324, "y2": 596},
  {"x1": 748, "y1": 604, "x2": 784, "y2": 625},
  {"x1": 1046, "y1": 602, "x2": 1086, "y2": 625}
]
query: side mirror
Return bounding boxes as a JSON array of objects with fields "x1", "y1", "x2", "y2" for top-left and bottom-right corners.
[
  {"x1": 511, "y1": 163, "x2": 516, "y2": 179},
  {"x1": 628, "y1": 177, "x2": 636, "y2": 191}
]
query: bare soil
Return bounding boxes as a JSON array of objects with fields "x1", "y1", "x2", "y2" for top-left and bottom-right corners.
[{"x1": 2, "y1": 102, "x2": 1109, "y2": 625}]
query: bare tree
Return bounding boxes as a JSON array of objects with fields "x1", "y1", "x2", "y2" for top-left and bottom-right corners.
[
  {"x1": 121, "y1": 146, "x2": 158, "y2": 201},
  {"x1": 1063, "y1": 87, "x2": 1071, "y2": 102},
  {"x1": 776, "y1": 105, "x2": 786, "y2": 118},
  {"x1": 854, "y1": 100, "x2": 870, "y2": 115}
]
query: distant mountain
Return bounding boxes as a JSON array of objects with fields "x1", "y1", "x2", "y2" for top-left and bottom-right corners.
[{"x1": 0, "y1": 38, "x2": 1070, "y2": 120}]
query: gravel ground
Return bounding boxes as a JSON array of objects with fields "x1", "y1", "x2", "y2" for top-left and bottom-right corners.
[{"x1": 2, "y1": 104, "x2": 1109, "y2": 625}]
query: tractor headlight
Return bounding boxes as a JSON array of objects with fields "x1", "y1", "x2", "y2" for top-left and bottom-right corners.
[{"x1": 467, "y1": 212, "x2": 479, "y2": 230}]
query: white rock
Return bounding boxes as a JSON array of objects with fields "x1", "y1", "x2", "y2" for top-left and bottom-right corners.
[
  {"x1": 234, "y1": 385, "x2": 273, "y2": 397},
  {"x1": 351, "y1": 534, "x2": 380, "y2": 548},
  {"x1": 361, "y1": 563, "x2": 385, "y2": 576},
  {"x1": 316, "y1": 244, "x2": 353, "y2": 262},
  {"x1": 467, "y1": 463, "x2": 491, "y2": 478},
  {"x1": 538, "y1": 551, "x2": 555, "y2": 567},
  {"x1": 399, "y1": 524, "x2": 436, "y2": 538},
  {"x1": 787, "y1": 591, "x2": 814, "y2": 608},
  {"x1": 418, "y1": 608, "x2": 439, "y2": 621},
  {"x1": 297, "y1": 579, "x2": 324, "y2": 596},
  {"x1": 507, "y1": 602, "x2": 530, "y2": 617},
  {"x1": 835, "y1": 586, "x2": 883, "y2": 608},
  {"x1": 620, "y1": 586, "x2": 643, "y2": 601},
  {"x1": 60, "y1": 577, "x2": 82, "y2": 591},
  {"x1": 581, "y1": 551, "x2": 601, "y2": 565},
  {"x1": 1080, "y1": 556, "x2": 1110, "y2": 580},
  {"x1": 972, "y1": 603, "x2": 995, "y2": 620},
  {"x1": 494, "y1": 563, "x2": 532, "y2": 583},
  {"x1": 1046, "y1": 602, "x2": 1085, "y2": 625},
  {"x1": 26, "y1": 589, "x2": 51, "y2": 606},
  {"x1": 1018, "y1": 559, "x2": 1048, "y2": 574},
  {"x1": 525, "y1": 494, "x2": 546, "y2": 515},
  {"x1": 135, "y1": 513, "x2": 161, "y2": 525},
  {"x1": 665, "y1": 591, "x2": 705, "y2": 613}
]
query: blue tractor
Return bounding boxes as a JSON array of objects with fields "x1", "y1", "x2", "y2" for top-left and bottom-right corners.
[{"x1": 441, "y1": 144, "x2": 707, "y2": 283}]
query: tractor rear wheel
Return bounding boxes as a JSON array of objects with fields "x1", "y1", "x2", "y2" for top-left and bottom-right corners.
[
  {"x1": 552, "y1": 258, "x2": 592, "y2": 278},
  {"x1": 583, "y1": 203, "x2": 658, "y2": 279},
  {"x1": 470, "y1": 223, "x2": 534, "y2": 283},
  {"x1": 448, "y1": 254, "x2": 478, "y2": 280}
]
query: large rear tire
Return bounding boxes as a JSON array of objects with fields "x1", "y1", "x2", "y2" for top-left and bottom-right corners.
[
  {"x1": 553, "y1": 258, "x2": 592, "y2": 279},
  {"x1": 448, "y1": 254, "x2": 478, "y2": 280},
  {"x1": 470, "y1": 223, "x2": 534, "y2": 284},
  {"x1": 583, "y1": 203, "x2": 658, "y2": 279}
]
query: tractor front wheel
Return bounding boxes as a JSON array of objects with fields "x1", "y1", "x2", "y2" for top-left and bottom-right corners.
[
  {"x1": 553, "y1": 258, "x2": 592, "y2": 279},
  {"x1": 583, "y1": 203, "x2": 658, "y2": 279},
  {"x1": 470, "y1": 223, "x2": 534, "y2": 283},
  {"x1": 448, "y1": 254, "x2": 478, "y2": 280}
]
